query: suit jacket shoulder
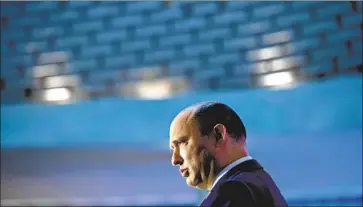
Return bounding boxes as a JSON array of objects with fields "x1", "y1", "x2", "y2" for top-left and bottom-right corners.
[
  {"x1": 200, "y1": 159, "x2": 288, "y2": 207},
  {"x1": 211, "y1": 180, "x2": 257, "y2": 207}
]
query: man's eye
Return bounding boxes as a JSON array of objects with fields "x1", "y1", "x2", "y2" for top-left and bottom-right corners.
[
  {"x1": 175, "y1": 140, "x2": 188, "y2": 147},
  {"x1": 181, "y1": 140, "x2": 188, "y2": 145}
]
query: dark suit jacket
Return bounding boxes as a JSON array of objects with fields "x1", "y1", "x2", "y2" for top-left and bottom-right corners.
[{"x1": 199, "y1": 159, "x2": 288, "y2": 207}]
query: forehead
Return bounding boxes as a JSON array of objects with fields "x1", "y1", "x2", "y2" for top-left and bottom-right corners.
[{"x1": 169, "y1": 110, "x2": 198, "y2": 142}]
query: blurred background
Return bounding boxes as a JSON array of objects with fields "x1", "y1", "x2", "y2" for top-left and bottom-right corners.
[{"x1": 0, "y1": 1, "x2": 362, "y2": 206}]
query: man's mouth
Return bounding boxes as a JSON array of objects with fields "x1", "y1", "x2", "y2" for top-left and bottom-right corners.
[{"x1": 180, "y1": 169, "x2": 189, "y2": 177}]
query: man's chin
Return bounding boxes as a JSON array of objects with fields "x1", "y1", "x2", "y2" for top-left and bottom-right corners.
[
  {"x1": 186, "y1": 178, "x2": 208, "y2": 190},
  {"x1": 186, "y1": 177, "x2": 198, "y2": 187},
  {"x1": 186, "y1": 178, "x2": 195, "y2": 187}
]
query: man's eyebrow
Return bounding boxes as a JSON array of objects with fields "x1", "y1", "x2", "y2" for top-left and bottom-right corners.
[{"x1": 175, "y1": 136, "x2": 189, "y2": 143}]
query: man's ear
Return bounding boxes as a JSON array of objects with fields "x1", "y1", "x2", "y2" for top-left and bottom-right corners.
[{"x1": 213, "y1": 124, "x2": 227, "y2": 147}]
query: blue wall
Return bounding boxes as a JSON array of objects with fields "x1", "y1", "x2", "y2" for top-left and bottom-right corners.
[{"x1": 1, "y1": 75, "x2": 361, "y2": 148}]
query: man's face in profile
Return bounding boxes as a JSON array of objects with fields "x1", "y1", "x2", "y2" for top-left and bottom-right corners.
[{"x1": 169, "y1": 110, "x2": 220, "y2": 190}]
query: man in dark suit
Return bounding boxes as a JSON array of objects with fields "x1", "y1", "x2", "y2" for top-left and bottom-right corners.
[{"x1": 169, "y1": 101, "x2": 288, "y2": 207}]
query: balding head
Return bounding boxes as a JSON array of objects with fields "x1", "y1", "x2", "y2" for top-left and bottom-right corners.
[{"x1": 187, "y1": 101, "x2": 246, "y2": 140}]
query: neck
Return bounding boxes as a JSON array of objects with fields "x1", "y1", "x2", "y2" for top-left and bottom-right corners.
[{"x1": 222, "y1": 145, "x2": 249, "y2": 168}]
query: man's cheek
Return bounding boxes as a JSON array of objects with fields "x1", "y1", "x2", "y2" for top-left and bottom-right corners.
[
  {"x1": 180, "y1": 148, "x2": 192, "y2": 163},
  {"x1": 180, "y1": 148, "x2": 186, "y2": 159}
]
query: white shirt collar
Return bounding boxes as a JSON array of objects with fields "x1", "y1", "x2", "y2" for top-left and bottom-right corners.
[{"x1": 211, "y1": 155, "x2": 253, "y2": 190}]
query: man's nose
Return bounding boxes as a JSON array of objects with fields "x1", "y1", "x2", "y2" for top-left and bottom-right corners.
[{"x1": 171, "y1": 151, "x2": 183, "y2": 166}]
